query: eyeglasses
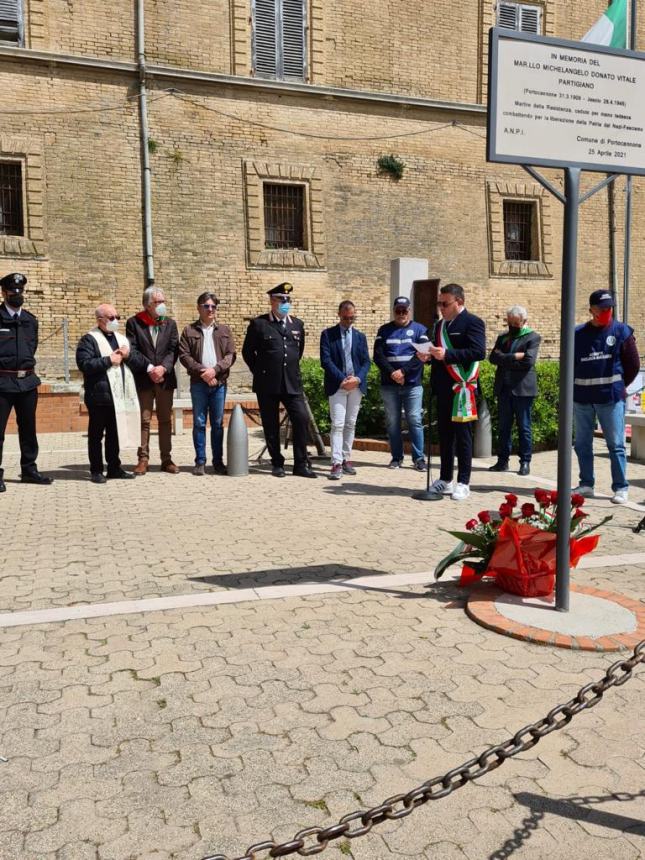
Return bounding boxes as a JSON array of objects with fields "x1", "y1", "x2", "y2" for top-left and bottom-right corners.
[
  {"x1": 437, "y1": 300, "x2": 456, "y2": 308},
  {"x1": 102, "y1": 314, "x2": 120, "y2": 321},
  {"x1": 200, "y1": 303, "x2": 217, "y2": 310}
]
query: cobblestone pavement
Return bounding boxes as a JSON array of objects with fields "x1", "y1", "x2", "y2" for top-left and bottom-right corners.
[{"x1": 0, "y1": 432, "x2": 644, "y2": 859}]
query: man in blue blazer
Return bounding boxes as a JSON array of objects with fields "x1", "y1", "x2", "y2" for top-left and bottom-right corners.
[{"x1": 320, "y1": 300, "x2": 371, "y2": 480}]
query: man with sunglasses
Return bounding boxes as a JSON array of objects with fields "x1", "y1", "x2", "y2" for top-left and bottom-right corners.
[
  {"x1": 242, "y1": 282, "x2": 316, "y2": 478},
  {"x1": 0, "y1": 272, "x2": 54, "y2": 492},
  {"x1": 76, "y1": 304, "x2": 146, "y2": 483},
  {"x1": 373, "y1": 296, "x2": 429, "y2": 470},
  {"x1": 425, "y1": 283, "x2": 486, "y2": 501},
  {"x1": 179, "y1": 292, "x2": 236, "y2": 476}
]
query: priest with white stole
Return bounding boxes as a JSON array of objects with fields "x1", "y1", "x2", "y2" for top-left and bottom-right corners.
[{"x1": 76, "y1": 303, "x2": 146, "y2": 483}]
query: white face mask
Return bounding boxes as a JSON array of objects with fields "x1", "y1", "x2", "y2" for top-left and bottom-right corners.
[
  {"x1": 153, "y1": 303, "x2": 167, "y2": 318},
  {"x1": 106, "y1": 319, "x2": 120, "y2": 333}
]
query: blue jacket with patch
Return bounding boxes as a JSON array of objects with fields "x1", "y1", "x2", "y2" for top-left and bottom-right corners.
[{"x1": 373, "y1": 320, "x2": 429, "y2": 387}]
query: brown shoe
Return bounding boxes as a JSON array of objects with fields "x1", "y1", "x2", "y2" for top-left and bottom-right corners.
[
  {"x1": 161, "y1": 461, "x2": 180, "y2": 474},
  {"x1": 133, "y1": 460, "x2": 148, "y2": 475}
]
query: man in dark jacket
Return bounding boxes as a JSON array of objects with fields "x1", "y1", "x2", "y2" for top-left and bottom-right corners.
[
  {"x1": 488, "y1": 305, "x2": 541, "y2": 476},
  {"x1": 178, "y1": 292, "x2": 236, "y2": 476},
  {"x1": 320, "y1": 300, "x2": 371, "y2": 480},
  {"x1": 427, "y1": 283, "x2": 486, "y2": 501},
  {"x1": 373, "y1": 296, "x2": 430, "y2": 470},
  {"x1": 242, "y1": 282, "x2": 316, "y2": 478},
  {"x1": 0, "y1": 272, "x2": 53, "y2": 492},
  {"x1": 126, "y1": 287, "x2": 180, "y2": 475},
  {"x1": 76, "y1": 303, "x2": 146, "y2": 483}
]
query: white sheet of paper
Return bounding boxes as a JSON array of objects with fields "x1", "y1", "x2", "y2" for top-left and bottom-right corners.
[{"x1": 413, "y1": 341, "x2": 432, "y2": 354}]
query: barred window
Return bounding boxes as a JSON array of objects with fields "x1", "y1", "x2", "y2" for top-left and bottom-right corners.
[
  {"x1": 503, "y1": 200, "x2": 536, "y2": 261},
  {"x1": 0, "y1": 0, "x2": 22, "y2": 45},
  {"x1": 0, "y1": 161, "x2": 24, "y2": 236},
  {"x1": 497, "y1": 2, "x2": 542, "y2": 34},
  {"x1": 253, "y1": 0, "x2": 306, "y2": 81},
  {"x1": 263, "y1": 183, "x2": 306, "y2": 249}
]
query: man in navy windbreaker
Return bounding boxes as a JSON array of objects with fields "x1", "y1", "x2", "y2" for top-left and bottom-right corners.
[
  {"x1": 573, "y1": 289, "x2": 640, "y2": 505},
  {"x1": 373, "y1": 296, "x2": 429, "y2": 470}
]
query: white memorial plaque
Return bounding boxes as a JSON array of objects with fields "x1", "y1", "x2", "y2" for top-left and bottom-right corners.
[{"x1": 488, "y1": 31, "x2": 645, "y2": 175}]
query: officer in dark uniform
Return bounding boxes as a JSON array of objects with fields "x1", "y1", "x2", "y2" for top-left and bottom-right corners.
[
  {"x1": 0, "y1": 273, "x2": 53, "y2": 492},
  {"x1": 242, "y1": 282, "x2": 317, "y2": 478}
]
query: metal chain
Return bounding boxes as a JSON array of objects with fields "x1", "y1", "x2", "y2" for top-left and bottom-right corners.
[{"x1": 203, "y1": 640, "x2": 644, "y2": 860}]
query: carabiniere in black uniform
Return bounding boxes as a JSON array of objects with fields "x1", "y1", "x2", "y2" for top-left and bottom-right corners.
[
  {"x1": 242, "y1": 282, "x2": 316, "y2": 478},
  {"x1": 0, "y1": 272, "x2": 53, "y2": 492}
]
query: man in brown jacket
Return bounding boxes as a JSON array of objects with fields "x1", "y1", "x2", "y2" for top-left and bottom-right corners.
[
  {"x1": 179, "y1": 292, "x2": 236, "y2": 475},
  {"x1": 126, "y1": 286, "x2": 180, "y2": 475}
]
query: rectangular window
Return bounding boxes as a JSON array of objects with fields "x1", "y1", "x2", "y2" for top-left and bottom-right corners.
[
  {"x1": 0, "y1": 161, "x2": 24, "y2": 236},
  {"x1": 263, "y1": 183, "x2": 306, "y2": 249},
  {"x1": 497, "y1": 2, "x2": 542, "y2": 34},
  {"x1": 253, "y1": 0, "x2": 306, "y2": 81},
  {"x1": 0, "y1": 0, "x2": 22, "y2": 45},
  {"x1": 503, "y1": 200, "x2": 536, "y2": 261}
]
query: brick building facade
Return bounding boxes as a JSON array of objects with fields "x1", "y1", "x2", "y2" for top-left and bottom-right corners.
[{"x1": 0, "y1": 0, "x2": 643, "y2": 382}]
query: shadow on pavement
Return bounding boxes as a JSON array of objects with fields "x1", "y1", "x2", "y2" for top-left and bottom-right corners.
[{"x1": 189, "y1": 563, "x2": 389, "y2": 588}]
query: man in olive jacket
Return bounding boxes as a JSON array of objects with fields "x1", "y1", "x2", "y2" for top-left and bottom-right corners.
[
  {"x1": 178, "y1": 292, "x2": 236, "y2": 476},
  {"x1": 488, "y1": 304, "x2": 541, "y2": 476}
]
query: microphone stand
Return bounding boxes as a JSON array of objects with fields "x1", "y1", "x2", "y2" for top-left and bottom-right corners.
[{"x1": 413, "y1": 390, "x2": 443, "y2": 501}]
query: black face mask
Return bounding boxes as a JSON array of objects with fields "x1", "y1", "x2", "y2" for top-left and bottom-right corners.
[
  {"x1": 6, "y1": 294, "x2": 24, "y2": 308},
  {"x1": 508, "y1": 325, "x2": 521, "y2": 337}
]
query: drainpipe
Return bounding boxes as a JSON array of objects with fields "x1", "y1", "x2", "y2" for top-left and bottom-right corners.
[
  {"x1": 136, "y1": 0, "x2": 155, "y2": 286},
  {"x1": 608, "y1": 177, "x2": 619, "y2": 317}
]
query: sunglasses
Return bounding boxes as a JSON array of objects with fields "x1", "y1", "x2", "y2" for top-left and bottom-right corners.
[
  {"x1": 394, "y1": 307, "x2": 409, "y2": 313},
  {"x1": 437, "y1": 300, "x2": 456, "y2": 308},
  {"x1": 102, "y1": 314, "x2": 120, "y2": 321},
  {"x1": 200, "y1": 303, "x2": 217, "y2": 310}
]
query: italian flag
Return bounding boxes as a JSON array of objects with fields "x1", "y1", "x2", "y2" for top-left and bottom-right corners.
[{"x1": 582, "y1": 0, "x2": 628, "y2": 48}]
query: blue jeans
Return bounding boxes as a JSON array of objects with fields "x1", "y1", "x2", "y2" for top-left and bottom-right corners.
[
  {"x1": 574, "y1": 400, "x2": 627, "y2": 491},
  {"x1": 381, "y1": 384, "x2": 424, "y2": 462},
  {"x1": 497, "y1": 389, "x2": 534, "y2": 463},
  {"x1": 190, "y1": 381, "x2": 227, "y2": 465}
]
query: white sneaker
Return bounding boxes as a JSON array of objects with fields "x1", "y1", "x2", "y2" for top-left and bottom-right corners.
[
  {"x1": 451, "y1": 482, "x2": 471, "y2": 501},
  {"x1": 429, "y1": 479, "x2": 453, "y2": 495},
  {"x1": 611, "y1": 488, "x2": 629, "y2": 505},
  {"x1": 573, "y1": 485, "x2": 595, "y2": 498}
]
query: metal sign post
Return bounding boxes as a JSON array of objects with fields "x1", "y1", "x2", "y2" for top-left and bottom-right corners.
[{"x1": 487, "y1": 29, "x2": 645, "y2": 611}]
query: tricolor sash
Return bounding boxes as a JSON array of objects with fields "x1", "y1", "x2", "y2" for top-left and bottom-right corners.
[{"x1": 438, "y1": 321, "x2": 479, "y2": 422}]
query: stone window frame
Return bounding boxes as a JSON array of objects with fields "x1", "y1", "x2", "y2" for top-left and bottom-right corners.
[
  {"x1": 244, "y1": 159, "x2": 325, "y2": 269},
  {"x1": 478, "y1": 1, "x2": 554, "y2": 103},
  {"x1": 230, "y1": 0, "x2": 324, "y2": 82},
  {"x1": 0, "y1": 135, "x2": 45, "y2": 259},
  {"x1": 486, "y1": 179, "x2": 553, "y2": 278}
]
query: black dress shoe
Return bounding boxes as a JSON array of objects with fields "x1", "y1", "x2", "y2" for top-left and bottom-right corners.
[
  {"x1": 106, "y1": 469, "x2": 136, "y2": 480},
  {"x1": 488, "y1": 461, "x2": 509, "y2": 472},
  {"x1": 293, "y1": 466, "x2": 318, "y2": 479},
  {"x1": 90, "y1": 472, "x2": 107, "y2": 484},
  {"x1": 272, "y1": 465, "x2": 286, "y2": 478},
  {"x1": 0, "y1": 478, "x2": 5, "y2": 493},
  {"x1": 20, "y1": 470, "x2": 53, "y2": 485},
  {"x1": 518, "y1": 462, "x2": 530, "y2": 476}
]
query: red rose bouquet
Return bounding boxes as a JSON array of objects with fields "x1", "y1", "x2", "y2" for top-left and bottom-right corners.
[{"x1": 434, "y1": 490, "x2": 611, "y2": 597}]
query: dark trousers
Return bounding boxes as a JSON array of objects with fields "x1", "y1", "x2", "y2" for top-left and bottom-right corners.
[
  {"x1": 0, "y1": 388, "x2": 39, "y2": 475},
  {"x1": 257, "y1": 388, "x2": 309, "y2": 468},
  {"x1": 87, "y1": 403, "x2": 121, "y2": 474},
  {"x1": 497, "y1": 389, "x2": 534, "y2": 464},
  {"x1": 437, "y1": 396, "x2": 474, "y2": 485}
]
